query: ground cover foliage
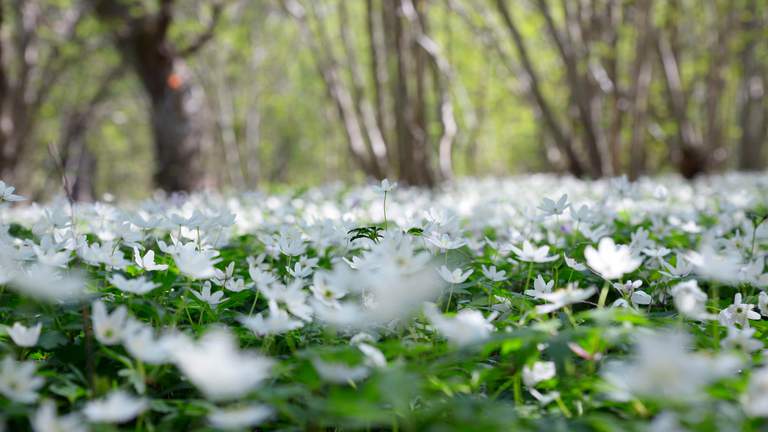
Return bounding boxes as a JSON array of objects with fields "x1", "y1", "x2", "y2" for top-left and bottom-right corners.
[{"x1": 1, "y1": 175, "x2": 768, "y2": 431}]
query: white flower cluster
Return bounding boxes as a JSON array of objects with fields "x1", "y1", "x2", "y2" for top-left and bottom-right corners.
[{"x1": 0, "y1": 173, "x2": 767, "y2": 429}]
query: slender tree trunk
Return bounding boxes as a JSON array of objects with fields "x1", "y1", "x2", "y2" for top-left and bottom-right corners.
[
  {"x1": 628, "y1": 0, "x2": 654, "y2": 180},
  {"x1": 738, "y1": 0, "x2": 767, "y2": 171},
  {"x1": 494, "y1": 0, "x2": 585, "y2": 177}
]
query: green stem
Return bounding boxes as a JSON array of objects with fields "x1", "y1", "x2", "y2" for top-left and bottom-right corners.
[
  {"x1": 523, "y1": 262, "x2": 534, "y2": 293},
  {"x1": 513, "y1": 374, "x2": 523, "y2": 405},
  {"x1": 564, "y1": 306, "x2": 578, "y2": 328},
  {"x1": 597, "y1": 282, "x2": 610, "y2": 308},
  {"x1": 445, "y1": 284, "x2": 454, "y2": 313},
  {"x1": 248, "y1": 290, "x2": 261, "y2": 316},
  {"x1": 383, "y1": 191, "x2": 388, "y2": 230},
  {"x1": 555, "y1": 395, "x2": 573, "y2": 418}
]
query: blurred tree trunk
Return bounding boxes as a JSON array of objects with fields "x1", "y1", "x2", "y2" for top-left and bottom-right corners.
[
  {"x1": 93, "y1": 0, "x2": 221, "y2": 193},
  {"x1": 655, "y1": 1, "x2": 737, "y2": 178},
  {"x1": 493, "y1": 0, "x2": 585, "y2": 177},
  {"x1": 57, "y1": 66, "x2": 124, "y2": 201},
  {"x1": 628, "y1": 0, "x2": 655, "y2": 180},
  {"x1": 285, "y1": 0, "x2": 455, "y2": 187},
  {"x1": 738, "y1": 0, "x2": 767, "y2": 171},
  {"x1": 0, "y1": 1, "x2": 87, "y2": 185}
]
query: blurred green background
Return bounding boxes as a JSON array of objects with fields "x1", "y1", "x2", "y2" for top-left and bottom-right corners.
[{"x1": 1, "y1": 0, "x2": 766, "y2": 200}]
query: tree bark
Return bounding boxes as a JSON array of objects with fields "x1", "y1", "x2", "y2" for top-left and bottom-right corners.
[
  {"x1": 737, "y1": 0, "x2": 767, "y2": 171},
  {"x1": 495, "y1": 0, "x2": 585, "y2": 177},
  {"x1": 628, "y1": 0, "x2": 654, "y2": 180},
  {"x1": 93, "y1": 0, "x2": 218, "y2": 192}
]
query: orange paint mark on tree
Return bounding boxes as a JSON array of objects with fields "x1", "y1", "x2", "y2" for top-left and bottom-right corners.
[{"x1": 167, "y1": 73, "x2": 183, "y2": 90}]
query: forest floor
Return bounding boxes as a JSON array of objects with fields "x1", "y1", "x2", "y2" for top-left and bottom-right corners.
[{"x1": 1, "y1": 174, "x2": 768, "y2": 430}]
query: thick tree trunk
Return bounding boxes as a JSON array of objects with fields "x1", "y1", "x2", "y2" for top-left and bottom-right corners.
[
  {"x1": 94, "y1": 0, "x2": 205, "y2": 193},
  {"x1": 124, "y1": 30, "x2": 203, "y2": 192}
]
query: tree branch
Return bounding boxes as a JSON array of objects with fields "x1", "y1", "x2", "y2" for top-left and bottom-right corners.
[
  {"x1": 494, "y1": 0, "x2": 584, "y2": 176},
  {"x1": 177, "y1": 2, "x2": 224, "y2": 57}
]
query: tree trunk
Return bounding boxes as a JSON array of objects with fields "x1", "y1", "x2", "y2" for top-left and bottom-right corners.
[
  {"x1": 127, "y1": 35, "x2": 203, "y2": 192},
  {"x1": 149, "y1": 79, "x2": 203, "y2": 192},
  {"x1": 94, "y1": 0, "x2": 206, "y2": 193},
  {"x1": 628, "y1": 0, "x2": 654, "y2": 180},
  {"x1": 737, "y1": 0, "x2": 767, "y2": 171}
]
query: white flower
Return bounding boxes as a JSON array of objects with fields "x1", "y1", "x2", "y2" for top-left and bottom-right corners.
[
  {"x1": 32, "y1": 400, "x2": 87, "y2": 432},
  {"x1": 275, "y1": 229, "x2": 307, "y2": 257},
  {"x1": 537, "y1": 194, "x2": 569, "y2": 216},
  {"x1": 10, "y1": 265, "x2": 87, "y2": 303},
  {"x1": 613, "y1": 280, "x2": 651, "y2": 307},
  {"x1": 628, "y1": 290, "x2": 652, "y2": 306},
  {"x1": 224, "y1": 277, "x2": 249, "y2": 292},
  {"x1": 312, "y1": 359, "x2": 370, "y2": 384},
  {"x1": 0, "y1": 357, "x2": 43, "y2": 403},
  {"x1": 584, "y1": 237, "x2": 642, "y2": 280},
  {"x1": 191, "y1": 282, "x2": 226, "y2": 307},
  {"x1": 286, "y1": 262, "x2": 313, "y2": 279},
  {"x1": 721, "y1": 326, "x2": 763, "y2": 353},
  {"x1": 212, "y1": 262, "x2": 236, "y2": 286},
  {"x1": 719, "y1": 293, "x2": 761, "y2": 327},
  {"x1": 122, "y1": 320, "x2": 170, "y2": 364},
  {"x1": 670, "y1": 280, "x2": 711, "y2": 320},
  {"x1": 239, "y1": 300, "x2": 304, "y2": 336},
  {"x1": 172, "y1": 244, "x2": 221, "y2": 280},
  {"x1": 759, "y1": 291, "x2": 768, "y2": 317},
  {"x1": 350, "y1": 332, "x2": 377, "y2": 345},
  {"x1": 208, "y1": 404, "x2": 273, "y2": 430},
  {"x1": 686, "y1": 245, "x2": 743, "y2": 284},
  {"x1": 0, "y1": 180, "x2": 26, "y2": 202},
  {"x1": 309, "y1": 270, "x2": 348, "y2": 307},
  {"x1": 613, "y1": 280, "x2": 642, "y2": 294},
  {"x1": 7, "y1": 322, "x2": 42, "y2": 347},
  {"x1": 109, "y1": 274, "x2": 159, "y2": 295},
  {"x1": 602, "y1": 330, "x2": 740, "y2": 402},
  {"x1": 522, "y1": 361, "x2": 556, "y2": 387},
  {"x1": 424, "y1": 303, "x2": 496, "y2": 346},
  {"x1": 570, "y1": 204, "x2": 595, "y2": 224},
  {"x1": 92, "y1": 300, "x2": 128, "y2": 345},
  {"x1": 168, "y1": 327, "x2": 273, "y2": 400},
  {"x1": 259, "y1": 279, "x2": 313, "y2": 321},
  {"x1": 563, "y1": 254, "x2": 587, "y2": 271},
  {"x1": 528, "y1": 388, "x2": 561, "y2": 407},
  {"x1": 249, "y1": 266, "x2": 278, "y2": 288},
  {"x1": 510, "y1": 241, "x2": 558, "y2": 263},
  {"x1": 535, "y1": 285, "x2": 596, "y2": 314},
  {"x1": 374, "y1": 179, "x2": 397, "y2": 193},
  {"x1": 743, "y1": 366, "x2": 768, "y2": 417},
  {"x1": 133, "y1": 248, "x2": 168, "y2": 271},
  {"x1": 437, "y1": 265, "x2": 473, "y2": 284},
  {"x1": 425, "y1": 232, "x2": 467, "y2": 250},
  {"x1": 358, "y1": 343, "x2": 387, "y2": 368},
  {"x1": 82, "y1": 390, "x2": 147, "y2": 423},
  {"x1": 525, "y1": 274, "x2": 554, "y2": 298},
  {"x1": 660, "y1": 254, "x2": 694, "y2": 278},
  {"x1": 642, "y1": 247, "x2": 671, "y2": 260},
  {"x1": 32, "y1": 245, "x2": 71, "y2": 268},
  {"x1": 480, "y1": 265, "x2": 506, "y2": 282}
]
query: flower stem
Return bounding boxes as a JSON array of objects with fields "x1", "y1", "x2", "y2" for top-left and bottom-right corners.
[
  {"x1": 597, "y1": 281, "x2": 610, "y2": 308},
  {"x1": 523, "y1": 262, "x2": 534, "y2": 292},
  {"x1": 248, "y1": 290, "x2": 261, "y2": 316},
  {"x1": 383, "y1": 191, "x2": 388, "y2": 230}
]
